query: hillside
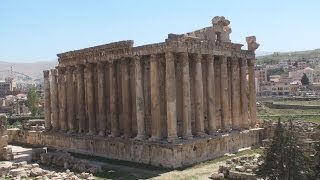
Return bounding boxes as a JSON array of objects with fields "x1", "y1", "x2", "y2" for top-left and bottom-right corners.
[
  {"x1": 256, "y1": 49, "x2": 320, "y2": 65},
  {"x1": 0, "y1": 61, "x2": 57, "y2": 80}
]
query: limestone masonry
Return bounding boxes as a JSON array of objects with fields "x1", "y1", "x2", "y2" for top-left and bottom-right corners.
[{"x1": 40, "y1": 16, "x2": 262, "y2": 168}]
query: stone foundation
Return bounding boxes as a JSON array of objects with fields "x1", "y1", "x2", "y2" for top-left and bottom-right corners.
[{"x1": 8, "y1": 128, "x2": 263, "y2": 168}]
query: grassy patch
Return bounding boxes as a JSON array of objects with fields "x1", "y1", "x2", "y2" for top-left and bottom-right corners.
[{"x1": 273, "y1": 100, "x2": 320, "y2": 106}]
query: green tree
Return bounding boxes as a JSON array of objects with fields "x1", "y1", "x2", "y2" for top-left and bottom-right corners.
[
  {"x1": 283, "y1": 120, "x2": 307, "y2": 179},
  {"x1": 310, "y1": 140, "x2": 320, "y2": 179},
  {"x1": 26, "y1": 87, "x2": 39, "y2": 116},
  {"x1": 257, "y1": 119, "x2": 308, "y2": 179},
  {"x1": 256, "y1": 118, "x2": 286, "y2": 179},
  {"x1": 301, "y1": 73, "x2": 310, "y2": 85}
]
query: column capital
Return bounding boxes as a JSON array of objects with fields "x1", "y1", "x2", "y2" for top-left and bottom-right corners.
[
  {"x1": 43, "y1": 70, "x2": 50, "y2": 78},
  {"x1": 133, "y1": 56, "x2": 141, "y2": 67},
  {"x1": 180, "y1": 52, "x2": 189, "y2": 66},
  {"x1": 57, "y1": 67, "x2": 66, "y2": 74},
  {"x1": 50, "y1": 69, "x2": 58, "y2": 76},
  {"x1": 133, "y1": 55, "x2": 140, "y2": 61},
  {"x1": 76, "y1": 64, "x2": 84, "y2": 73},
  {"x1": 97, "y1": 62, "x2": 105, "y2": 70},
  {"x1": 165, "y1": 51, "x2": 174, "y2": 60},
  {"x1": 66, "y1": 66, "x2": 75, "y2": 73},
  {"x1": 195, "y1": 53, "x2": 202, "y2": 63},
  {"x1": 150, "y1": 54, "x2": 157, "y2": 61},
  {"x1": 207, "y1": 54, "x2": 214, "y2": 61}
]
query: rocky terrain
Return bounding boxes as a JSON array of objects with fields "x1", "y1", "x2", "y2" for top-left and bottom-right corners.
[
  {"x1": 0, "y1": 161, "x2": 95, "y2": 179},
  {"x1": 210, "y1": 154, "x2": 263, "y2": 180}
]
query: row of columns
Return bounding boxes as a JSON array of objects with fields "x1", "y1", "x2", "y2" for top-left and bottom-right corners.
[{"x1": 43, "y1": 52, "x2": 257, "y2": 142}]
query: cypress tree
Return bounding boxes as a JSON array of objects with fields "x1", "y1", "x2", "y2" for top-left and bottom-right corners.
[{"x1": 257, "y1": 118, "x2": 286, "y2": 179}]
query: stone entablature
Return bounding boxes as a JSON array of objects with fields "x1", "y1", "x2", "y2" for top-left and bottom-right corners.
[{"x1": 57, "y1": 40, "x2": 255, "y2": 67}]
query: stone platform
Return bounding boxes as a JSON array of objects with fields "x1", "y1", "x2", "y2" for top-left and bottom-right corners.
[{"x1": 7, "y1": 128, "x2": 263, "y2": 169}]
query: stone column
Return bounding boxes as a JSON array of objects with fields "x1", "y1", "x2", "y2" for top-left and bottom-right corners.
[
  {"x1": 66, "y1": 66, "x2": 76, "y2": 134},
  {"x1": 121, "y1": 59, "x2": 132, "y2": 138},
  {"x1": 43, "y1": 70, "x2": 51, "y2": 131},
  {"x1": 231, "y1": 58, "x2": 241, "y2": 130},
  {"x1": 50, "y1": 69, "x2": 59, "y2": 131},
  {"x1": 240, "y1": 59, "x2": 249, "y2": 129},
  {"x1": 248, "y1": 58, "x2": 257, "y2": 128},
  {"x1": 76, "y1": 65, "x2": 86, "y2": 133},
  {"x1": 109, "y1": 61, "x2": 120, "y2": 137},
  {"x1": 214, "y1": 59, "x2": 222, "y2": 130},
  {"x1": 149, "y1": 54, "x2": 162, "y2": 141},
  {"x1": 194, "y1": 53, "x2": 206, "y2": 137},
  {"x1": 86, "y1": 63, "x2": 96, "y2": 135},
  {"x1": 207, "y1": 55, "x2": 216, "y2": 135},
  {"x1": 165, "y1": 52, "x2": 178, "y2": 142},
  {"x1": 97, "y1": 62, "x2": 107, "y2": 136},
  {"x1": 58, "y1": 67, "x2": 67, "y2": 132},
  {"x1": 134, "y1": 56, "x2": 146, "y2": 140},
  {"x1": 220, "y1": 56, "x2": 231, "y2": 131},
  {"x1": 181, "y1": 52, "x2": 193, "y2": 139}
]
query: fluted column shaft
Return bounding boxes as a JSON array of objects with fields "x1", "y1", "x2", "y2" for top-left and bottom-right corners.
[
  {"x1": 43, "y1": 70, "x2": 51, "y2": 131},
  {"x1": 231, "y1": 58, "x2": 241, "y2": 130},
  {"x1": 66, "y1": 66, "x2": 75, "y2": 133},
  {"x1": 109, "y1": 61, "x2": 120, "y2": 137},
  {"x1": 207, "y1": 55, "x2": 216, "y2": 134},
  {"x1": 248, "y1": 59, "x2": 257, "y2": 127},
  {"x1": 121, "y1": 60, "x2": 132, "y2": 138},
  {"x1": 76, "y1": 65, "x2": 86, "y2": 133},
  {"x1": 86, "y1": 63, "x2": 96, "y2": 135},
  {"x1": 58, "y1": 68, "x2": 67, "y2": 132},
  {"x1": 134, "y1": 56, "x2": 146, "y2": 140},
  {"x1": 50, "y1": 69, "x2": 59, "y2": 131},
  {"x1": 194, "y1": 53, "x2": 206, "y2": 136},
  {"x1": 165, "y1": 52, "x2": 178, "y2": 142},
  {"x1": 181, "y1": 52, "x2": 193, "y2": 139},
  {"x1": 97, "y1": 63, "x2": 107, "y2": 136},
  {"x1": 214, "y1": 59, "x2": 222, "y2": 130},
  {"x1": 220, "y1": 56, "x2": 231, "y2": 130},
  {"x1": 240, "y1": 59, "x2": 249, "y2": 129},
  {"x1": 150, "y1": 54, "x2": 162, "y2": 141}
]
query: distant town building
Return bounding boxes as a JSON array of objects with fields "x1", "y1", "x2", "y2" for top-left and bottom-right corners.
[
  {"x1": 289, "y1": 67, "x2": 314, "y2": 83},
  {"x1": 255, "y1": 66, "x2": 268, "y2": 84},
  {"x1": 258, "y1": 81, "x2": 290, "y2": 96}
]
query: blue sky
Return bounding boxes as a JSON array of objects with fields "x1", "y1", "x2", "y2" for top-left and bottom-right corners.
[{"x1": 1, "y1": 0, "x2": 319, "y2": 62}]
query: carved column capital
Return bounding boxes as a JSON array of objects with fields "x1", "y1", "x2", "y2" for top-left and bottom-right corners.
[
  {"x1": 97, "y1": 62, "x2": 105, "y2": 71},
  {"x1": 133, "y1": 55, "x2": 140, "y2": 66},
  {"x1": 150, "y1": 54, "x2": 157, "y2": 61},
  {"x1": 43, "y1": 70, "x2": 50, "y2": 78},
  {"x1": 76, "y1": 64, "x2": 84, "y2": 73},
  {"x1": 50, "y1": 69, "x2": 58, "y2": 76},
  {"x1": 221, "y1": 55, "x2": 228, "y2": 64},
  {"x1": 66, "y1": 66, "x2": 75, "y2": 73},
  {"x1": 86, "y1": 63, "x2": 94, "y2": 69},
  {"x1": 57, "y1": 67, "x2": 66, "y2": 75},
  {"x1": 195, "y1": 53, "x2": 202, "y2": 63}
]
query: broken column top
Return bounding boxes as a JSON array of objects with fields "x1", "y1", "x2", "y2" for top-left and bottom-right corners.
[{"x1": 168, "y1": 16, "x2": 232, "y2": 43}]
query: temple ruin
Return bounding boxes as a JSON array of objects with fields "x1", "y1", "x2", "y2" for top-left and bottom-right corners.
[{"x1": 30, "y1": 16, "x2": 262, "y2": 168}]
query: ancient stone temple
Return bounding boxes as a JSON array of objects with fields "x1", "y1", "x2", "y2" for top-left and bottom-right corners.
[{"x1": 40, "y1": 16, "x2": 262, "y2": 168}]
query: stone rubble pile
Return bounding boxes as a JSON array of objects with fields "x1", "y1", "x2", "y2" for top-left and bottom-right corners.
[
  {"x1": 0, "y1": 161, "x2": 96, "y2": 179},
  {"x1": 22, "y1": 119, "x2": 45, "y2": 131},
  {"x1": 210, "y1": 154, "x2": 263, "y2": 180},
  {"x1": 40, "y1": 151, "x2": 102, "y2": 174},
  {"x1": 284, "y1": 120, "x2": 319, "y2": 133}
]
